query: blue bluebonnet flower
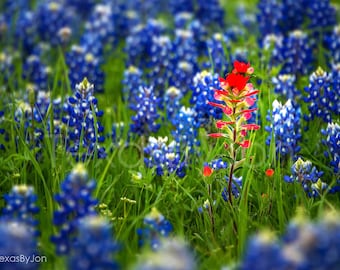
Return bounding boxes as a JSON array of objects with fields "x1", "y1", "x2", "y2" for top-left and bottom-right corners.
[
  {"x1": 66, "y1": 45, "x2": 104, "y2": 93},
  {"x1": 65, "y1": 0, "x2": 96, "y2": 18},
  {"x1": 0, "y1": 220, "x2": 38, "y2": 270},
  {"x1": 282, "y1": 211, "x2": 340, "y2": 269},
  {"x1": 262, "y1": 33, "x2": 284, "y2": 69},
  {"x1": 144, "y1": 136, "x2": 186, "y2": 178},
  {"x1": 147, "y1": 35, "x2": 174, "y2": 94},
  {"x1": 174, "y1": 12, "x2": 194, "y2": 29},
  {"x1": 272, "y1": 74, "x2": 300, "y2": 100},
  {"x1": 111, "y1": 5, "x2": 141, "y2": 39},
  {"x1": 13, "y1": 90, "x2": 62, "y2": 148},
  {"x1": 188, "y1": 19, "x2": 208, "y2": 54},
  {"x1": 2, "y1": 185, "x2": 39, "y2": 232},
  {"x1": 238, "y1": 211, "x2": 340, "y2": 270},
  {"x1": 171, "y1": 107, "x2": 199, "y2": 153},
  {"x1": 122, "y1": 65, "x2": 145, "y2": 103},
  {"x1": 36, "y1": 1, "x2": 76, "y2": 46},
  {"x1": 164, "y1": 86, "x2": 182, "y2": 122},
  {"x1": 204, "y1": 158, "x2": 228, "y2": 171},
  {"x1": 0, "y1": 14, "x2": 7, "y2": 40},
  {"x1": 68, "y1": 216, "x2": 119, "y2": 270},
  {"x1": 62, "y1": 78, "x2": 106, "y2": 161},
  {"x1": 306, "y1": 0, "x2": 336, "y2": 38},
  {"x1": 279, "y1": 0, "x2": 305, "y2": 34},
  {"x1": 236, "y1": 4, "x2": 257, "y2": 33},
  {"x1": 14, "y1": 11, "x2": 37, "y2": 55},
  {"x1": 137, "y1": 207, "x2": 173, "y2": 251},
  {"x1": 196, "y1": 0, "x2": 225, "y2": 29},
  {"x1": 169, "y1": 29, "x2": 198, "y2": 93},
  {"x1": 111, "y1": 122, "x2": 126, "y2": 146},
  {"x1": 304, "y1": 67, "x2": 339, "y2": 123},
  {"x1": 169, "y1": 0, "x2": 194, "y2": 15},
  {"x1": 222, "y1": 176, "x2": 242, "y2": 202},
  {"x1": 240, "y1": 231, "x2": 289, "y2": 270},
  {"x1": 22, "y1": 54, "x2": 50, "y2": 91},
  {"x1": 284, "y1": 157, "x2": 326, "y2": 197},
  {"x1": 51, "y1": 163, "x2": 98, "y2": 255},
  {"x1": 321, "y1": 122, "x2": 340, "y2": 174},
  {"x1": 0, "y1": 50, "x2": 15, "y2": 85},
  {"x1": 205, "y1": 33, "x2": 231, "y2": 76},
  {"x1": 281, "y1": 30, "x2": 314, "y2": 76},
  {"x1": 130, "y1": 86, "x2": 160, "y2": 136},
  {"x1": 265, "y1": 99, "x2": 302, "y2": 159},
  {"x1": 134, "y1": 238, "x2": 196, "y2": 270},
  {"x1": 256, "y1": 0, "x2": 283, "y2": 38},
  {"x1": 325, "y1": 25, "x2": 340, "y2": 63},
  {"x1": 125, "y1": 20, "x2": 166, "y2": 68},
  {"x1": 81, "y1": 4, "x2": 115, "y2": 48},
  {"x1": 190, "y1": 70, "x2": 223, "y2": 126}
]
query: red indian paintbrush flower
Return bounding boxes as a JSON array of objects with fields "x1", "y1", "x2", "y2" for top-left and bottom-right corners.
[
  {"x1": 203, "y1": 166, "x2": 213, "y2": 177},
  {"x1": 207, "y1": 61, "x2": 260, "y2": 205}
]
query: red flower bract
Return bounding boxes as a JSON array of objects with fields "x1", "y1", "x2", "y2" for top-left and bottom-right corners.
[
  {"x1": 225, "y1": 73, "x2": 249, "y2": 92},
  {"x1": 203, "y1": 166, "x2": 213, "y2": 177},
  {"x1": 233, "y1": 60, "x2": 250, "y2": 73},
  {"x1": 265, "y1": 168, "x2": 275, "y2": 177}
]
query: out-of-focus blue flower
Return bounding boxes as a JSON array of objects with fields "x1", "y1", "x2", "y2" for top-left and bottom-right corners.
[
  {"x1": 122, "y1": 65, "x2": 145, "y2": 104},
  {"x1": 66, "y1": 45, "x2": 104, "y2": 93},
  {"x1": 14, "y1": 11, "x2": 37, "y2": 55},
  {"x1": 2, "y1": 185, "x2": 39, "y2": 233},
  {"x1": 144, "y1": 136, "x2": 186, "y2": 178},
  {"x1": 137, "y1": 207, "x2": 173, "y2": 251},
  {"x1": 272, "y1": 74, "x2": 300, "y2": 100},
  {"x1": 0, "y1": 220, "x2": 38, "y2": 270},
  {"x1": 147, "y1": 35, "x2": 174, "y2": 94},
  {"x1": 62, "y1": 78, "x2": 106, "y2": 161},
  {"x1": 36, "y1": 1, "x2": 76, "y2": 46},
  {"x1": 237, "y1": 211, "x2": 340, "y2": 270},
  {"x1": 134, "y1": 238, "x2": 196, "y2": 270},
  {"x1": 262, "y1": 33, "x2": 284, "y2": 69},
  {"x1": 68, "y1": 216, "x2": 119, "y2": 270},
  {"x1": 51, "y1": 163, "x2": 98, "y2": 255},
  {"x1": 190, "y1": 70, "x2": 223, "y2": 126},
  {"x1": 204, "y1": 158, "x2": 228, "y2": 171},
  {"x1": 65, "y1": 0, "x2": 96, "y2": 18},
  {"x1": 304, "y1": 67, "x2": 339, "y2": 123},
  {"x1": 265, "y1": 99, "x2": 301, "y2": 159},
  {"x1": 257, "y1": 0, "x2": 283, "y2": 38},
  {"x1": 222, "y1": 176, "x2": 242, "y2": 202},
  {"x1": 196, "y1": 0, "x2": 225, "y2": 29},
  {"x1": 169, "y1": 0, "x2": 194, "y2": 15},
  {"x1": 240, "y1": 231, "x2": 289, "y2": 270},
  {"x1": 0, "y1": 50, "x2": 14, "y2": 87},
  {"x1": 325, "y1": 25, "x2": 340, "y2": 63},
  {"x1": 280, "y1": 0, "x2": 305, "y2": 34},
  {"x1": 171, "y1": 106, "x2": 199, "y2": 154},
  {"x1": 306, "y1": 0, "x2": 337, "y2": 38},
  {"x1": 22, "y1": 54, "x2": 50, "y2": 91},
  {"x1": 130, "y1": 86, "x2": 160, "y2": 136},
  {"x1": 205, "y1": 33, "x2": 231, "y2": 76},
  {"x1": 164, "y1": 86, "x2": 182, "y2": 122},
  {"x1": 125, "y1": 20, "x2": 166, "y2": 69},
  {"x1": 174, "y1": 12, "x2": 194, "y2": 29},
  {"x1": 237, "y1": 4, "x2": 257, "y2": 33},
  {"x1": 81, "y1": 4, "x2": 115, "y2": 49},
  {"x1": 321, "y1": 122, "x2": 340, "y2": 174},
  {"x1": 281, "y1": 30, "x2": 314, "y2": 76},
  {"x1": 282, "y1": 211, "x2": 340, "y2": 269},
  {"x1": 284, "y1": 157, "x2": 326, "y2": 197}
]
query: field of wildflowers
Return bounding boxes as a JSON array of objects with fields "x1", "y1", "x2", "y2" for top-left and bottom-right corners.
[{"x1": 0, "y1": 0, "x2": 339, "y2": 269}]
